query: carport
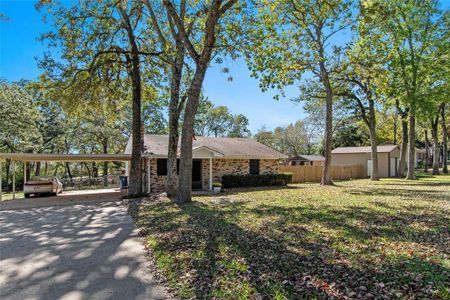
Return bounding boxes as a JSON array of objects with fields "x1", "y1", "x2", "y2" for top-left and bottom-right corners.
[{"x1": 0, "y1": 153, "x2": 132, "y2": 201}]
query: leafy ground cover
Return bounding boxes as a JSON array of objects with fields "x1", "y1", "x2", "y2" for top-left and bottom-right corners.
[
  {"x1": 1, "y1": 191, "x2": 24, "y2": 201},
  {"x1": 135, "y1": 173, "x2": 450, "y2": 299}
]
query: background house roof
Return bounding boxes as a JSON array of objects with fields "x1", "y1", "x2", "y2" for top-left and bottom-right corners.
[
  {"x1": 332, "y1": 145, "x2": 399, "y2": 154},
  {"x1": 125, "y1": 135, "x2": 287, "y2": 159},
  {"x1": 289, "y1": 155, "x2": 325, "y2": 161}
]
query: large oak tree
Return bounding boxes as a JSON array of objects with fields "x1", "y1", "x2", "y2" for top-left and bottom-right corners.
[
  {"x1": 38, "y1": 0, "x2": 163, "y2": 196},
  {"x1": 247, "y1": 0, "x2": 353, "y2": 185}
]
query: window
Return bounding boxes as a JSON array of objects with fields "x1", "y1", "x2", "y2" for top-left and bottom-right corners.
[
  {"x1": 157, "y1": 159, "x2": 167, "y2": 176},
  {"x1": 249, "y1": 159, "x2": 260, "y2": 175},
  {"x1": 157, "y1": 159, "x2": 180, "y2": 176}
]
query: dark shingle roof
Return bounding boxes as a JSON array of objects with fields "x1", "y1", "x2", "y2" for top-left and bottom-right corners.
[{"x1": 125, "y1": 135, "x2": 287, "y2": 159}]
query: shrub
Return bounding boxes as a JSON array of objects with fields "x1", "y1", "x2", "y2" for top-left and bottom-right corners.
[
  {"x1": 212, "y1": 181, "x2": 222, "y2": 187},
  {"x1": 222, "y1": 173, "x2": 293, "y2": 188}
]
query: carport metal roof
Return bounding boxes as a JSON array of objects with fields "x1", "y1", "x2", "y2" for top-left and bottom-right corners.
[{"x1": 0, "y1": 153, "x2": 132, "y2": 162}]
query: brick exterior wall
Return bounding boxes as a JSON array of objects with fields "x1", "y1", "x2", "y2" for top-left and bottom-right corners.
[
  {"x1": 148, "y1": 158, "x2": 280, "y2": 193},
  {"x1": 149, "y1": 158, "x2": 169, "y2": 192}
]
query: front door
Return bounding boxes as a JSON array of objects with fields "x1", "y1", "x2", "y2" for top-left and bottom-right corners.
[{"x1": 192, "y1": 159, "x2": 202, "y2": 190}]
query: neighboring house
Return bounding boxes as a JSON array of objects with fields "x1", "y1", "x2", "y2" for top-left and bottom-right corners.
[
  {"x1": 287, "y1": 155, "x2": 325, "y2": 166},
  {"x1": 124, "y1": 135, "x2": 287, "y2": 192},
  {"x1": 331, "y1": 145, "x2": 400, "y2": 178}
]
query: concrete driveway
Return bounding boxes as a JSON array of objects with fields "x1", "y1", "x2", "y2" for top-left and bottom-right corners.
[{"x1": 0, "y1": 197, "x2": 170, "y2": 300}]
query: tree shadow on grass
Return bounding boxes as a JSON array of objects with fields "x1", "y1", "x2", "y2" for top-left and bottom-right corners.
[
  {"x1": 216, "y1": 185, "x2": 305, "y2": 196},
  {"x1": 378, "y1": 181, "x2": 450, "y2": 187},
  {"x1": 346, "y1": 187, "x2": 449, "y2": 201},
  {"x1": 246, "y1": 202, "x2": 449, "y2": 253},
  {"x1": 138, "y1": 199, "x2": 449, "y2": 299}
]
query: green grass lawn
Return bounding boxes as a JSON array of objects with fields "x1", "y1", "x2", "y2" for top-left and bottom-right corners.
[{"x1": 135, "y1": 173, "x2": 450, "y2": 299}]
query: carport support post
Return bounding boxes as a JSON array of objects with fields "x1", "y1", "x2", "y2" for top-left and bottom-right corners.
[
  {"x1": 12, "y1": 160, "x2": 15, "y2": 199},
  {"x1": 209, "y1": 157, "x2": 213, "y2": 190},
  {"x1": 0, "y1": 159, "x2": 2, "y2": 201},
  {"x1": 147, "y1": 159, "x2": 151, "y2": 194},
  {"x1": 23, "y1": 161, "x2": 27, "y2": 185}
]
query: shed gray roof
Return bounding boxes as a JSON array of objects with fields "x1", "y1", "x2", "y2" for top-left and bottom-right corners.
[
  {"x1": 125, "y1": 135, "x2": 287, "y2": 159},
  {"x1": 289, "y1": 155, "x2": 325, "y2": 161},
  {"x1": 332, "y1": 145, "x2": 399, "y2": 154}
]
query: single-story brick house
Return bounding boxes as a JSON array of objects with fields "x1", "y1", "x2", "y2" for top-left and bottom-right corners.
[
  {"x1": 287, "y1": 154, "x2": 325, "y2": 166},
  {"x1": 124, "y1": 135, "x2": 287, "y2": 193},
  {"x1": 331, "y1": 145, "x2": 400, "y2": 178}
]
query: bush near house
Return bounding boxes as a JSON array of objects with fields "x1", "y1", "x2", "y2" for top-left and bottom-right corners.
[{"x1": 222, "y1": 173, "x2": 293, "y2": 188}]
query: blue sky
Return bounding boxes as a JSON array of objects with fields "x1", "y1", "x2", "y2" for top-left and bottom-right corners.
[
  {"x1": 0, "y1": 0, "x2": 303, "y2": 133},
  {"x1": 1, "y1": 1, "x2": 448, "y2": 133}
]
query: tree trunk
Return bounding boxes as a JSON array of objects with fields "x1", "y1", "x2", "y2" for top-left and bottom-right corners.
[
  {"x1": 25, "y1": 162, "x2": 31, "y2": 182},
  {"x1": 103, "y1": 162, "x2": 108, "y2": 187},
  {"x1": 321, "y1": 77, "x2": 333, "y2": 185},
  {"x1": 405, "y1": 113, "x2": 416, "y2": 180},
  {"x1": 174, "y1": 0, "x2": 233, "y2": 202},
  {"x1": 393, "y1": 102, "x2": 398, "y2": 144},
  {"x1": 315, "y1": 25, "x2": 333, "y2": 185},
  {"x1": 431, "y1": 114, "x2": 440, "y2": 175},
  {"x1": 398, "y1": 117, "x2": 408, "y2": 177},
  {"x1": 368, "y1": 99, "x2": 379, "y2": 180},
  {"x1": 84, "y1": 162, "x2": 92, "y2": 179},
  {"x1": 92, "y1": 162, "x2": 98, "y2": 178},
  {"x1": 441, "y1": 104, "x2": 448, "y2": 173},
  {"x1": 166, "y1": 43, "x2": 185, "y2": 197},
  {"x1": 35, "y1": 161, "x2": 41, "y2": 176},
  {"x1": 177, "y1": 67, "x2": 207, "y2": 203},
  {"x1": 116, "y1": 6, "x2": 145, "y2": 197},
  {"x1": 123, "y1": 32, "x2": 143, "y2": 197},
  {"x1": 66, "y1": 163, "x2": 73, "y2": 182},
  {"x1": 424, "y1": 129, "x2": 429, "y2": 172}
]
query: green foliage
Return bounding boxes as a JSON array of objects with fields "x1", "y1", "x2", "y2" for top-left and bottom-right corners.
[
  {"x1": 361, "y1": 0, "x2": 445, "y2": 113},
  {"x1": 255, "y1": 118, "x2": 322, "y2": 156},
  {"x1": 254, "y1": 126, "x2": 275, "y2": 148},
  {"x1": 333, "y1": 119, "x2": 370, "y2": 148},
  {"x1": 221, "y1": 173, "x2": 292, "y2": 188},
  {"x1": 212, "y1": 181, "x2": 222, "y2": 188},
  {"x1": 37, "y1": 0, "x2": 163, "y2": 92},
  {"x1": 194, "y1": 98, "x2": 251, "y2": 138},
  {"x1": 246, "y1": 0, "x2": 353, "y2": 99},
  {"x1": 0, "y1": 80, "x2": 43, "y2": 152}
]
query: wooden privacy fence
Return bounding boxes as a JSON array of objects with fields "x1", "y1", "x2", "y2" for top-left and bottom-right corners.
[{"x1": 279, "y1": 164, "x2": 364, "y2": 183}]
